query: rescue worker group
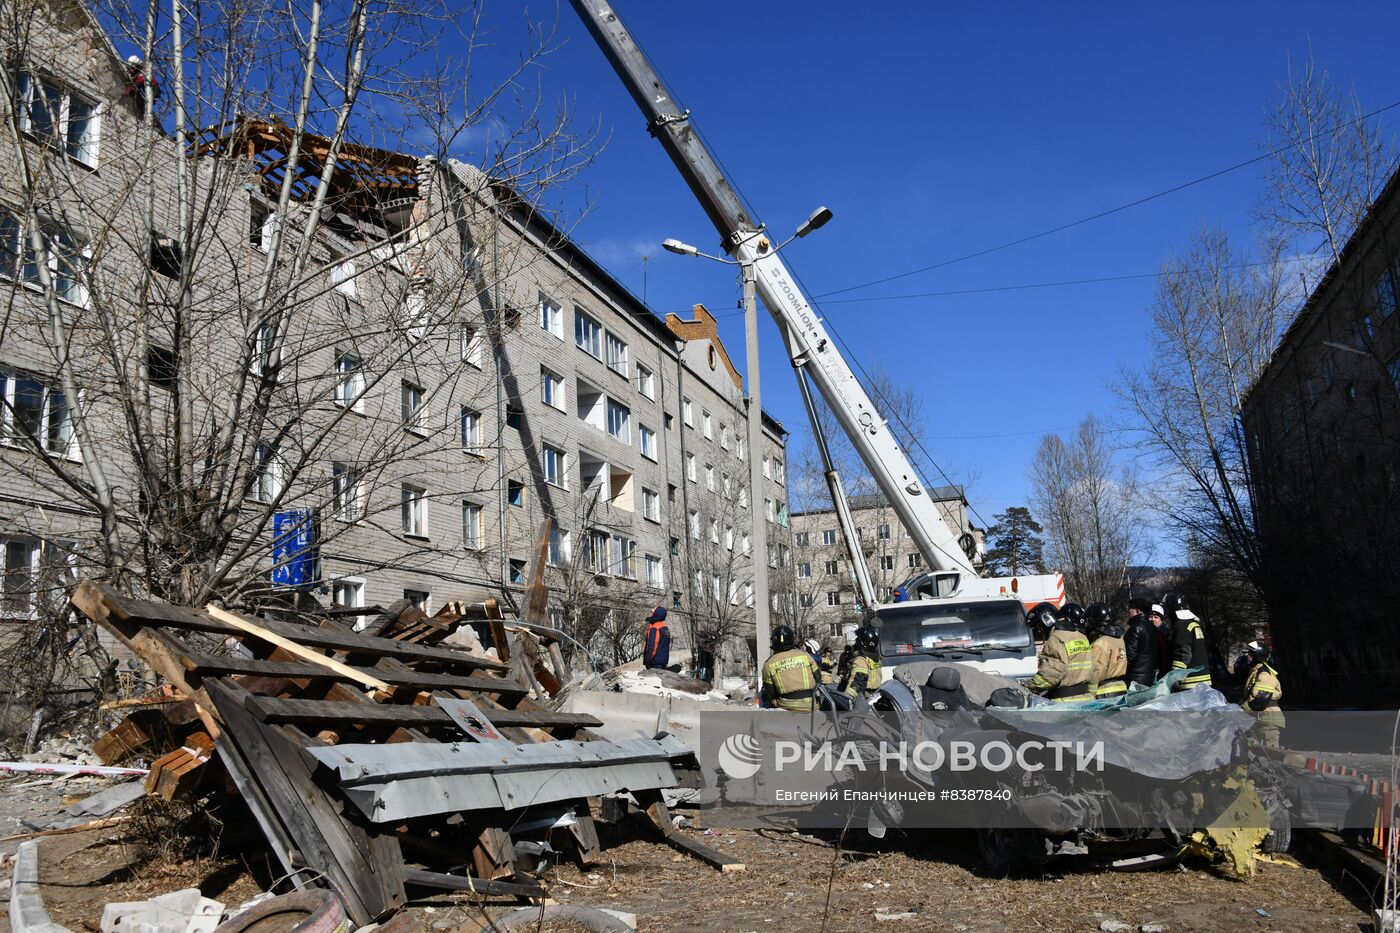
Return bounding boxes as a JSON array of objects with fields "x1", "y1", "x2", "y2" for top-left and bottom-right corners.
[{"x1": 640, "y1": 595, "x2": 1283, "y2": 741}]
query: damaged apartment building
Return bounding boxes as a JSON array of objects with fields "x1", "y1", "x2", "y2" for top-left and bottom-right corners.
[{"x1": 0, "y1": 0, "x2": 790, "y2": 689}]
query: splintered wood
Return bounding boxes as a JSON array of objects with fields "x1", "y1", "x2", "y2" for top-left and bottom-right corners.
[{"x1": 71, "y1": 581, "x2": 704, "y2": 926}]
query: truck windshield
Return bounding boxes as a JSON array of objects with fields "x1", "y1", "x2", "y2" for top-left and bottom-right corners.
[{"x1": 874, "y1": 601, "x2": 1031, "y2": 659}]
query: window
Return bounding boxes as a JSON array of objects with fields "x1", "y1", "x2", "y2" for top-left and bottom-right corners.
[
  {"x1": 544, "y1": 445, "x2": 567, "y2": 487},
  {"x1": 693, "y1": 570, "x2": 705, "y2": 597},
  {"x1": 640, "y1": 425, "x2": 657, "y2": 460},
  {"x1": 762, "y1": 456, "x2": 771, "y2": 479},
  {"x1": 728, "y1": 580, "x2": 739, "y2": 606},
  {"x1": 795, "y1": 531, "x2": 809, "y2": 547},
  {"x1": 509, "y1": 560, "x2": 527, "y2": 585},
  {"x1": 720, "y1": 472, "x2": 732, "y2": 498},
  {"x1": 908, "y1": 553, "x2": 923, "y2": 568},
  {"x1": 637, "y1": 363, "x2": 655, "y2": 399},
  {"x1": 606, "y1": 400, "x2": 631, "y2": 443},
  {"x1": 826, "y1": 592, "x2": 842, "y2": 607},
  {"x1": 575, "y1": 310, "x2": 603, "y2": 359},
  {"x1": 879, "y1": 555, "x2": 895, "y2": 571},
  {"x1": 1, "y1": 537, "x2": 40, "y2": 615},
  {"x1": 705, "y1": 463, "x2": 715, "y2": 491},
  {"x1": 610, "y1": 535, "x2": 637, "y2": 578},
  {"x1": 664, "y1": 412, "x2": 674, "y2": 430},
  {"x1": 737, "y1": 437, "x2": 745, "y2": 461},
  {"x1": 702, "y1": 410, "x2": 712, "y2": 438},
  {"x1": 709, "y1": 517, "x2": 719, "y2": 544},
  {"x1": 0, "y1": 213, "x2": 89, "y2": 307},
  {"x1": 330, "y1": 257, "x2": 357, "y2": 298},
  {"x1": 822, "y1": 529, "x2": 838, "y2": 546},
  {"x1": 645, "y1": 555, "x2": 663, "y2": 587},
  {"x1": 250, "y1": 201, "x2": 274, "y2": 251},
  {"x1": 15, "y1": 72, "x2": 100, "y2": 167},
  {"x1": 605, "y1": 333, "x2": 629, "y2": 377},
  {"x1": 459, "y1": 324, "x2": 483, "y2": 367},
  {"x1": 878, "y1": 523, "x2": 891, "y2": 541},
  {"x1": 462, "y1": 502, "x2": 482, "y2": 550},
  {"x1": 149, "y1": 233, "x2": 182, "y2": 278},
  {"x1": 712, "y1": 575, "x2": 722, "y2": 604},
  {"x1": 253, "y1": 321, "x2": 278, "y2": 379},
  {"x1": 539, "y1": 293, "x2": 563, "y2": 338},
  {"x1": 333, "y1": 351, "x2": 364, "y2": 411},
  {"x1": 682, "y1": 397, "x2": 693, "y2": 426},
  {"x1": 797, "y1": 562, "x2": 812, "y2": 579},
  {"x1": 688, "y1": 509, "x2": 700, "y2": 540},
  {"x1": 542, "y1": 368, "x2": 565, "y2": 410},
  {"x1": 147, "y1": 345, "x2": 177, "y2": 391},
  {"x1": 745, "y1": 583, "x2": 754, "y2": 608},
  {"x1": 332, "y1": 462, "x2": 362, "y2": 522},
  {"x1": 800, "y1": 594, "x2": 815, "y2": 609},
  {"x1": 643, "y1": 487, "x2": 660, "y2": 522},
  {"x1": 778, "y1": 501, "x2": 789, "y2": 527},
  {"x1": 720, "y1": 424, "x2": 730, "y2": 449},
  {"x1": 548, "y1": 526, "x2": 570, "y2": 566},
  {"x1": 686, "y1": 453, "x2": 697, "y2": 482},
  {"x1": 401, "y1": 484, "x2": 428, "y2": 537},
  {"x1": 508, "y1": 479, "x2": 525, "y2": 508},
  {"x1": 0, "y1": 372, "x2": 74, "y2": 456},
  {"x1": 724, "y1": 525, "x2": 734, "y2": 551},
  {"x1": 765, "y1": 497, "x2": 776, "y2": 522},
  {"x1": 401, "y1": 381, "x2": 425, "y2": 432},
  {"x1": 668, "y1": 483, "x2": 677, "y2": 502},
  {"x1": 460, "y1": 407, "x2": 482, "y2": 453},
  {"x1": 741, "y1": 533, "x2": 750, "y2": 555},
  {"x1": 331, "y1": 578, "x2": 365, "y2": 624},
  {"x1": 825, "y1": 559, "x2": 840, "y2": 576},
  {"x1": 670, "y1": 536, "x2": 680, "y2": 556},
  {"x1": 506, "y1": 404, "x2": 524, "y2": 430},
  {"x1": 250, "y1": 443, "x2": 282, "y2": 503},
  {"x1": 739, "y1": 485, "x2": 749, "y2": 509},
  {"x1": 1377, "y1": 267, "x2": 1398, "y2": 320},
  {"x1": 773, "y1": 458, "x2": 785, "y2": 484}
]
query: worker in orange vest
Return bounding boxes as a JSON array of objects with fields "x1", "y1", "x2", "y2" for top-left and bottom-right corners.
[{"x1": 642, "y1": 606, "x2": 670, "y2": 669}]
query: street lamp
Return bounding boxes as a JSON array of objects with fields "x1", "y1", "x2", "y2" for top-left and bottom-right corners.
[{"x1": 662, "y1": 208, "x2": 832, "y2": 675}]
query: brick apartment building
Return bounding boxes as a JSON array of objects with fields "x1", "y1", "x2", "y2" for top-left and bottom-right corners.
[
  {"x1": 0, "y1": 0, "x2": 789, "y2": 683},
  {"x1": 1240, "y1": 168, "x2": 1400, "y2": 708},
  {"x1": 787, "y1": 488, "x2": 975, "y2": 637}
]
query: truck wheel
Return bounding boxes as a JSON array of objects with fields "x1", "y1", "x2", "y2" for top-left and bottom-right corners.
[
  {"x1": 1262, "y1": 805, "x2": 1291, "y2": 854},
  {"x1": 976, "y1": 828, "x2": 1046, "y2": 875}
]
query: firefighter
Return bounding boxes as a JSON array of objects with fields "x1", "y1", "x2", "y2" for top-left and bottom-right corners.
[
  {"x1": 642, "y1": 606, "x2": 669, "y2": 669},
  {"x1": 1028, "y1": 602, "x2": 1095, "y2": 702},
  {"x1": 1241, "y1": 640, "x2": 1285, "y2": 747},
  {"x1": 805, "y1": 637, "x2": 836, "y2": 685},
  {"x1": 760, "y1": 624, "x2": 820, "y2": 712},
  {"x1": 1164, "y1": 592, "x2": 1211, "y2": 691},
  {"x1": 1085, "y1": 603, "x2": 1128, "y2": 698},
  {"x1": 840, "y1": 625, "x2": 882, "y2": 699}
]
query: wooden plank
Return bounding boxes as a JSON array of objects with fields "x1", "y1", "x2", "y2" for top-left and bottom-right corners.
[
  {"x1": 403, "y1": 868, "x2": 544, "y2": 899},
  {"x1": 80, "y1": 583, "x2": 509, "y2": 672},
  {"x1": 205, "y1": 605, "x2": 395, "y2": 691},
  {"x1": 630, "y1": 789, "x2": 743, "y2": 873},
  {"x1": 183, "y1": 653, "x2": 527, "y2": 696},
  {"x1": 243, "y1": 695, "x2": 602, "y2": 731},
  {"x1": 204, "y1": 681, "x2": 405, "y2": 925}
]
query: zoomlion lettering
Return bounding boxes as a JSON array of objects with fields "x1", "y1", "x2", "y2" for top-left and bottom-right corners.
[
  {"x1": 762, "y1": 264, "x2": 813, "y2": 328},
  {"x1": 771, "y1": 739, "x2": 1105, "y2": 774}
]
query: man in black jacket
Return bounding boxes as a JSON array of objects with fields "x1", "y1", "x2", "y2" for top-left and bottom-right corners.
[{"x1": 1124, "y1": 598, "x2": 1159, "y2": 688}]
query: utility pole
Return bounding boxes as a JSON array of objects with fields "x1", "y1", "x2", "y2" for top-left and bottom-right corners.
[{"x1": 744, "y1": 262, "x2": 771, "y2": 673}]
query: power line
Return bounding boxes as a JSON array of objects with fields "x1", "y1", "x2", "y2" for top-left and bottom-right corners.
[{"x1": 813, "y1": 97, "x2": 1400, "y2": 300}]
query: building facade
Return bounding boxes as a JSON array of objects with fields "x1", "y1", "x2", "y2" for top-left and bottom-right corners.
[
  {"x1": 0, "y1": 0, "x2": 788, "y2": 686},
  {"x1": 1240, "y1": 168, "x2": 1400, "y2": 709},
  {"x1": 787, "y1": 489, "x2": 972, "y2": 637}
]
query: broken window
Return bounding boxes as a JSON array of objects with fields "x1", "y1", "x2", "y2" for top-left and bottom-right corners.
[
  {"x1": 509, "y1": 559, "x2": 527, "y2": 584},
  {"x1": 146, "y1": 345, "x2": 177, "y2": 391},
  {"x1": 507, "y1": 479, "x2": 525, "y2": 507},
  {"x1": 249, "y1": 201, "x2": 274, "y2": 251},
  {"x1": 401, "y1": 380, "x2": 425, "y2": 432}
]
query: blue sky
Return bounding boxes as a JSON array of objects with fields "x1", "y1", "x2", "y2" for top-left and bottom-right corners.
[{"x1": 468, "y1": 2, "x2": 1400, "y2": 553}]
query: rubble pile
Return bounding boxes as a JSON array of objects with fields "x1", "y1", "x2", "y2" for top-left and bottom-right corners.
[{"x1": 67, "y1": 581, "x2": 735, "y2": 926}]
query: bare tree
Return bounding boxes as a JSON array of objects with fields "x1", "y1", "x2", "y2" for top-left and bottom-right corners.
[
  {"x1": 0, "y1": 0, "x2": 598, "y2": 713},
  {"x1": 1255, "y1": 51, "x2": 1395, "y2": 267},
  {"x1": 1115, "y1": 228, "x2": 1293, "y2": 603},
  {"x1": 1029, "y1": 415, "x2": 1140, "y2": 605}
]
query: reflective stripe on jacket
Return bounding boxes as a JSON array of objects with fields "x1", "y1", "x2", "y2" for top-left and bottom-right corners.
[
  {"x1": 1242, "y1": 662, "x2": 1286, "y2": 729},
  {"x1": 842, "y1": 654, "x2": 882, "y2": 698},
  {"x1": 1029, "y1": 629, "x2": 1094, "y2": 695},
  {"x1": 1089, "y1": 635, "x2": 1128, "y2": 697}
]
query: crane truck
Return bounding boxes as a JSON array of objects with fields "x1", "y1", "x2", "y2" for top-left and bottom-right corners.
[{"x1": 570, "y1": 1, "x2": 1065, "y2": 680}]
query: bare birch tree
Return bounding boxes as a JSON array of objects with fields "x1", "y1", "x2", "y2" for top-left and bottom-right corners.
[
  {"x1": 1029, "y1": 414, "x2": 1140, "y2": 605},
  {"x1": 0, "y1": 0, "x2": 598, "y2": 715}
]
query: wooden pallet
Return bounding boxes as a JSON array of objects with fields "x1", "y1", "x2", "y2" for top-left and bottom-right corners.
[{"x1": 71, "y1": 581, "x2": 700, "y2": 925}]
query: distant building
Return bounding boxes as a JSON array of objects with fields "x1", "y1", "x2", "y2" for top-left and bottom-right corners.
[
  {"x1": 1240, "y1": 168, "x2": 1400, "y2": 708},
  {"x1": 787, "y1": 489, "x2": 974, "y2": 637}
]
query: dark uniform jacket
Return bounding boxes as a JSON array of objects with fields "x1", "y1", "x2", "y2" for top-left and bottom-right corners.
[
  {"x1": 1124, "y1": 614, "x2": 1159, "y2": 687},
  {"x1": 1170, "y1": 614, "x2": 1210, "y2": 687}
]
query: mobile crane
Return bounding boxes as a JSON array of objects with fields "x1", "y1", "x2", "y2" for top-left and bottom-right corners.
[{"x1": 571, "y1": 1, "x2": 1065, "y2": 678}]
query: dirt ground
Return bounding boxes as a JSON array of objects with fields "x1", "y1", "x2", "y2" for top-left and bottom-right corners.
[{"x1": 0, "y1": 776, "x2": 1377, "y2": 933}]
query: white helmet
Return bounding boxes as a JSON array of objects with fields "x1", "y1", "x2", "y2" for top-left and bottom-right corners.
[{"x1": 803, "y1": 637, "x2": 822, "y2": 655}]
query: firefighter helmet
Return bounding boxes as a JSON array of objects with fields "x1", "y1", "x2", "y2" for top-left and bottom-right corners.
[
  {"x1": 854, "y1": 625, "x2": 879, "y2": 652},
  {"x1": 1057, "y1": 602, "x2": 1087, "y2": 633},
  {"x1": 1084, "y1": 602, "x2": 1123, "y2": 638},
  {"x1": 771, "y1": 624, "x2": 796, "y2": 652}
]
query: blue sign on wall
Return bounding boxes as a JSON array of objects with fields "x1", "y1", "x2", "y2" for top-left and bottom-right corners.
[{"x1": 271, "y1": 509, "x2": 319, "y2": 588}]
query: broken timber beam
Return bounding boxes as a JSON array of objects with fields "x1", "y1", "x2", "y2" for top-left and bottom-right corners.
[
  {"x1": 629, "y1": 790, "x2": 744, "y2": 873},
  {"x1": 243, "y1": 696, "x2": 601, "y2": 731}
]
